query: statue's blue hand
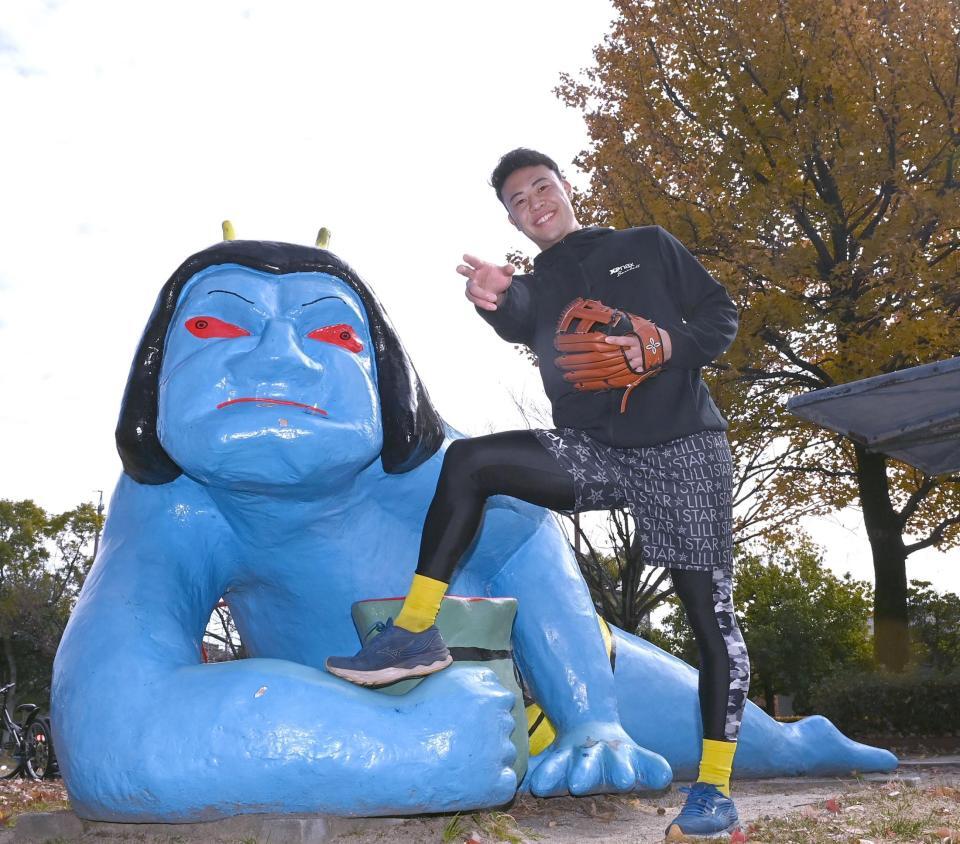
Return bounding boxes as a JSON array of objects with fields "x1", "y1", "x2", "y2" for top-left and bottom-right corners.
[
  {"x1": 521, "y1": 722, "x2": 672, "y2": 797},
  {"x1": 408, "y1": 664, "x2": 520, "y2": 796}
]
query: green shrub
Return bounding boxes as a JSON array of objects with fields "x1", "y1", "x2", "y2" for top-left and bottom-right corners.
[
  {"x1": 658, "y1": 539, "x2": 873, "y2": 715},
  {"x1": 811, "y1": 669, "x2": 960, "y2": 736},
  {"x1": 908, "y1": 581, "x2": 960, "y2": 672}
]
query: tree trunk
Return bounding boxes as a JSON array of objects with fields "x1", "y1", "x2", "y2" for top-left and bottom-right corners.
[
  {"x1": 1, "y1": 636, "x2": 16, "y2": 720},
  {"x1": 855, "y1": 447, "x2": 910, "y2": 671},
  {"x1": 763, "y1": 679, "x2": 776, "y2": 716}
]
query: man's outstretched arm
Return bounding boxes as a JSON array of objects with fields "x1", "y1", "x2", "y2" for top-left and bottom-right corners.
[{"x1": 458, "y1": 253, "x2": 536, "y2": 345}]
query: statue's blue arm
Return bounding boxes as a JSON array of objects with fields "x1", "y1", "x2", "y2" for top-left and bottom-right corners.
[
  {"x1": 464, "y1": 499, "x2": 673, "y2": 795},
  {"x1": 52, "y1": 475, "x2": 517, "y2": 822}
]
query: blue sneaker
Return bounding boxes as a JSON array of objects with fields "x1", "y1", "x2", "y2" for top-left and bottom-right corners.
[
  {"x1": 665, "y1": 782, "x2": 740, "y2": 840},
  {"x1": 325, "y1": 619, "x2": 453, "y2": 687}
]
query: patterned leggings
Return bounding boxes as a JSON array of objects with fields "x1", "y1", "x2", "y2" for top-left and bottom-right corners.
[
  {"x1": 415, "y1": 429, "x2": 750, "y2": 742},
  {"x1": 673, "y1": 568, "x2": 750, "y2": 742}
]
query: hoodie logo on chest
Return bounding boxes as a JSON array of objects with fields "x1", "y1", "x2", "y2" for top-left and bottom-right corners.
[{"x1": 609, "y1": 262, "x2": 641, "y2": 278}]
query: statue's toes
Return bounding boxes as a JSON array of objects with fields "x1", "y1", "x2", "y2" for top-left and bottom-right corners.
[
  {"x1": 568, "y1": 741, "x2": 672, "y2": 796},
  {"x1": 568, "y1": 742, "x2": 610, "y2": 796},
  {"x1": 527, "y1": 750, "x2": 572, "y2": 797},
  {"x1": 606, "y1": 745, "x2": 641, "y2": 793},
  {"x1": 629, "y1": 743, "x2": 672, "y2": 790}
]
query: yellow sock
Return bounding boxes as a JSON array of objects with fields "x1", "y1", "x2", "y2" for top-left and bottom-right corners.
[
  {"x1": 394, "y1": 574, "x2": 448, "y2": 632},
  {"x1": 697, "y1": 739, "x2": 737, "y2": 796}
]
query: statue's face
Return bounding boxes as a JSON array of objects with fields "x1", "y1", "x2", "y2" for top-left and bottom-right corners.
[{"x1": 158, "y1": 265, "x2": 382, "y2": 494}]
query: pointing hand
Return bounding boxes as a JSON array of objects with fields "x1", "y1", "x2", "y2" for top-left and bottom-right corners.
[{"x1": 457, "y1": 254, "x2": 516, "y2": 311}]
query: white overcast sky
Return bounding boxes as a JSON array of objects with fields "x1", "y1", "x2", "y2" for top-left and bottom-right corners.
[{"x1": 1, "y1": 0, "x2": 956, "y2": 594}]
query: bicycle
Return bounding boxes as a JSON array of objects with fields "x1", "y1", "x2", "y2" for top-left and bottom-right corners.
[{"x1": 0, "y1": 682, "x2": 54, "y2": 780}]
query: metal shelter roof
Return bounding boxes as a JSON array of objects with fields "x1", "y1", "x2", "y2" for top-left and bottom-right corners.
[{"x1": 786, "y1": 356, "x2": 960, "y2": 477}]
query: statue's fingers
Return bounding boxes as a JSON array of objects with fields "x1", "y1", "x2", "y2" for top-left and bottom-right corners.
[{"x1": 493, "y1": 768, "x2": 519, "y2": 804}]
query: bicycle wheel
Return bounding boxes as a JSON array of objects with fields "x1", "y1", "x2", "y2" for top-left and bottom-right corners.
[
  {"x1": 0, "y1": 728, "x2": 21, "y2": 778},
  {"x1": 24, "y1": 719, "x2": 50, "y2": 780}
]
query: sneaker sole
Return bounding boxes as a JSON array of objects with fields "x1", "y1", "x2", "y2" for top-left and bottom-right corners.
[
  {"x1": 327, "y1": 654, "x2": 453, "y2": 687},
  {"x1": 665, "y1": 821, "x2": 740, "y2": 841}
]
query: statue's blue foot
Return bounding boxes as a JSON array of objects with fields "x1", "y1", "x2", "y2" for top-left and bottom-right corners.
[
  {"x1": 521, "y1": 722, "x2": 673, "y2": 797},
  {"x1": 735, "y1": 713, "x2": 898, "y2": 778},
  {"x1": 781, "y1": 715, "x2": 898, "y2": 776},
  {"x1": 606, "y1": 630, "x2": 898, "y2": 781}
]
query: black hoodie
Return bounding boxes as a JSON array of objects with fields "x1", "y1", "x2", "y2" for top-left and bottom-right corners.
[{"x1": 479, "y1": 225, "x2": 738, "y2": 448}]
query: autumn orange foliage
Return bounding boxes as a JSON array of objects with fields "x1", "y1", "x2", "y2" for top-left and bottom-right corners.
[{"x1": 558, "y1": 0, "x2": 960, "y2": 669}]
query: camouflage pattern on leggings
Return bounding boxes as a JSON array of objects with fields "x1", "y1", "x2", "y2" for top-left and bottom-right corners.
[{"x1": 709, "y1": 567, "x2": 750, "y2": 741}]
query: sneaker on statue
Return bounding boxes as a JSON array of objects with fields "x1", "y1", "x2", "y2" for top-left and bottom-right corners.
[{"x1": 325, "y1": 619, "x2": 453, "y2": 687}]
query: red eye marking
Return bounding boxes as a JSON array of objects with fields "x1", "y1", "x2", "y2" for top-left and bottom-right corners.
[
  {"x1": 186, "y1": 316, "x2": 250, "y2": 339},
  {"x1": 307, "y1": 323, "x2": 363, "y2": 353}
]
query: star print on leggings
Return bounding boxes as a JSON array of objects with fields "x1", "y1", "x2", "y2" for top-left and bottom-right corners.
[{"x1": 532, "y1": 428, "x2": 734, "y2": 573}]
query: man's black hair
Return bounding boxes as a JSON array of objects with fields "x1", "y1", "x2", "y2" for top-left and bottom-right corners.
[
  {"x1": 490, "y1": 148, "x2": 562, "y2": 203},
  {"x1": 116, "y1": 240, "x2": 446, "y2": 484}
]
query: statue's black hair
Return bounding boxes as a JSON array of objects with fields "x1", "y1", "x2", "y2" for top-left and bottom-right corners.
[{"x1": 116, "y1": 240, "x2": 445, "y2": 484}]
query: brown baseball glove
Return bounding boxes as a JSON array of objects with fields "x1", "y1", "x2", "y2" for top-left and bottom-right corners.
[{"x1": 554, "y1": 297, "x2": 664, "y2": 413}]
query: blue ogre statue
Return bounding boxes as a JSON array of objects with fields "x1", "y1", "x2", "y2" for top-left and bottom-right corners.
[{"x1": 52, "y1": 241, "x2": 895, "y2": 822}]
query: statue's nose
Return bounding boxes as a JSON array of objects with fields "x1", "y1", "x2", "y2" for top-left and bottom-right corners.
[{"x1": 226, "y1": 319, "x2": 322, "y2": 386}]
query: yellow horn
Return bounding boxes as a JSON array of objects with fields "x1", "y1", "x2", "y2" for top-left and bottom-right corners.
[
  {"x1": 222, "y1": 220, "x2": 236, "y2": 241},
  {"x1": 316, "y1": 227, "x2": 332, "y2": 249}
]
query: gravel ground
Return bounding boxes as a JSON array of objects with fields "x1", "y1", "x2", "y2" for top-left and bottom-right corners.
[
  {"x1": 368, "y1": 762, "x2": 959, "y2": 844},
  {"x1": 2, "y1": 760, "x2": 957, "y2": 843}
]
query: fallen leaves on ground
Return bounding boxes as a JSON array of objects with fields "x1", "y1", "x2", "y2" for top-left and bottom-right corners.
[
  {"x1": 747, "y1": 780, "x2": 960, "y2": 843},
  {"x1": 0, "y1": 777, "x2": 68, "y2": 827}
]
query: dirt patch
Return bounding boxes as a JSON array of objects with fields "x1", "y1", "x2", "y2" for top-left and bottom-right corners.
[
  {"x1": 331, "y1": 764, "x2": 960, "y2": 843},
  {"x1": 744, "y1": 778, "x2": 960, "y2": 843},
  {"x1": 3, "y1": 764, "x2": 958, "y2": 843}
]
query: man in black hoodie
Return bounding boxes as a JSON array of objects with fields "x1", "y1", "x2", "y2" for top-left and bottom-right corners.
[{"x1": 327, "y1": 149, "x2": 748, "y2": 839}]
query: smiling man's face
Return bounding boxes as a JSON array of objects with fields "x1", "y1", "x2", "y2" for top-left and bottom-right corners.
[
  {"x1": 157, "y1": 265, "x2": 383, "y2": 494},
  {"x1": 501, "y1": 165, "x2": 580, "y2": 251}
]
